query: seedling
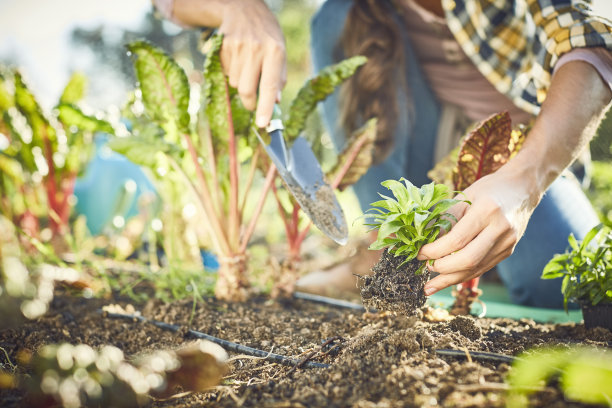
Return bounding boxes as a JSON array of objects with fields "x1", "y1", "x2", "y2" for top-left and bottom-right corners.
[
  {"x1": 359, "y1": 179, "x2": 468, "y2": 314},
  {"x1": 0, "y1": 69, "x2": 112, "y2": 240},
  {"x1": 542, "y1": 223, "x2": 612, "y2": 311}
]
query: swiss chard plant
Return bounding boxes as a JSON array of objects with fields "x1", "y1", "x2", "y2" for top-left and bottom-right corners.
[
  {"x1": 111, "y1": 35, "x2": 367, "y2": 301},
  {"x1": 365, "y1": 179, "x2": 468, "y2": 274},
  {"x1": 0, "y1": 69, "x2": 112, "y2": 241},
  {"x1": 542, "y1": 223, "x2": 612, "y2": 310}
]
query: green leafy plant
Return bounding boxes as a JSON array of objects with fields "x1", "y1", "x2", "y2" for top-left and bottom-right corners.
[
  {"x1": 0, "y1": 69, "x2": 112, "y2": 240},
  {"x1": 542, "y1": 223, "x2": 612, "y2": 310},
  {"x1": 365, "y1": 179, "x2": 468, "y2": 273},
  {"x1": 112, "y1": 35, "x2": 369, "y2": 301},
  {"x1": 507, "y1": 346, "x2": 612, "y2": 407}
]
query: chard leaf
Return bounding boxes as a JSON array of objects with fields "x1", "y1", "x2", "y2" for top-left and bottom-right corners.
[
  {"x1": 452, "y1": 111, "x2": 513, "y2": 190},
  {"x1": 284, "y1": 55, "x2": 367, "y2": 142},
  {"x1": 109, "y1": 136, "x2": 181, "y2": 168},
  {"x1": 127, "y1": 41, "x2": 190, "y2": 139},
  {"x1": 56, "y1": 104, "x2": 113, "y2": 135},
  {"x1": 0, "y1": 75, "x2": 13, "y2": 112},
  {"x1": 59, "y1": 72, "x2": 87, "y2": 105},
  {"x1": 14, "y1": 72, "x2": 55, "y2": 147},
  {"x1": 325, "y1": 118, "x2": 377, "y2": 190}
]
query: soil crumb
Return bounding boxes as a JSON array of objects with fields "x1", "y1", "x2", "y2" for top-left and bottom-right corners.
[{"x1": 359, "y1": 249, "x2": 429, "y2": 315}]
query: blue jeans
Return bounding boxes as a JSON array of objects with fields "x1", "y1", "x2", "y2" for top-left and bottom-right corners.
[{"x1": 310, "y1": 0, "x2": 600, "y2": 309}]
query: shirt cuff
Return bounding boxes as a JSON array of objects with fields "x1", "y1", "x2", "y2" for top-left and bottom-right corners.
[{"x1": 555, "y1": 47, "x2": 612, "y2": 91}]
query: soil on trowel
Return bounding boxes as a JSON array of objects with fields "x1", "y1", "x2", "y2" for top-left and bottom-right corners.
[{"x1": 359, "y1": 249, "x2": 430, "y2": 315}]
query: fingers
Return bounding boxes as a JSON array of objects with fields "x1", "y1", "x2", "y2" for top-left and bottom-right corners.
[
  {"x1": 423, "y1": 221, "x2": 517, "y2": 295},
  {"x1": 417, "y1": 200, "x2": 479, "y2": 261},
  {"x1": 256, "y1": 42, "x2": 286, "y2": 127},
  {"x1": 218, "y1": 35, "x2": 286, "y2": 128}
]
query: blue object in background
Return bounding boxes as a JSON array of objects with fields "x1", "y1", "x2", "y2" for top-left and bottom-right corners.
[
  {"x1": 74, "y1": 135, "x2": 157, "y2": 235},
  {"x1": 200, "y1": 249, "x2": 219, "y2": 272}
]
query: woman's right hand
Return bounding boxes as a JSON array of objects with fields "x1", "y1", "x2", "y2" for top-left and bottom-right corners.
[{"x1": 173, "y1": 0, "x2": 287, "y2": 128}]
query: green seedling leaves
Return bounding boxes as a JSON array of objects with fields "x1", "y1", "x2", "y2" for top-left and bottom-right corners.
[
  {"x1": 284, "y1": 55, "x2": 367, "y2": 143},
  {"x1": 59, "y1": 72, "x2": 87, "y2": 105},
  {"x1": 542, "y1": 223, "x2": 612, "y2": 310},
  {"x1": 507, "y1": 346, "x2": 612, "y2": 408},
  {"x1": 127, "y1": 41, "x2": 190, "y2": 139},
  {"x1": 365, "y1": 179, "x2": 468, "y2": 268}
]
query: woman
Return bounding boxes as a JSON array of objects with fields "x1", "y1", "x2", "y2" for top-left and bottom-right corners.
[{"x1": 153, "y1": 0, "x2": 612, "y2": 308}]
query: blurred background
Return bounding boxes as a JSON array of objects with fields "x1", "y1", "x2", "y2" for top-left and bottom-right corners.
[{"x1": 1, "y1": 0, "x2": 611, "y2": 222}]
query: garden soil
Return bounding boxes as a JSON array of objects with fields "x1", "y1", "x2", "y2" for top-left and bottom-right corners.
[{"x1": 1, "y1": 292, "x2": 611, "y2": 407}]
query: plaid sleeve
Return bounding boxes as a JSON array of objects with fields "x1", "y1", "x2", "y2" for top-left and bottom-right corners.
[
  {"x1": 444, "y1": 0, "x2": 612, "y2": 114},
  {"x1": 527, "y1": 0, "x2": 612, "y2": 103}
]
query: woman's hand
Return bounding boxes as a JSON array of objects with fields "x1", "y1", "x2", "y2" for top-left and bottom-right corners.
[
  {"x1": 417, "y1": 60, "x2": 611, "y2": 296},
  {"x1": 417, "y1": 167, "x2": 539, "y2": 296},
  {"x1": 173, "y1": 0, "x2": 287, "y2": 128}
]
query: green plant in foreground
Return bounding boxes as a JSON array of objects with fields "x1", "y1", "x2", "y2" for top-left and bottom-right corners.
[
  {"x1": 542, "y1": 223, "x2": 612, "y2": 310},
  {"x1": 365, "y1": 179, "x2": 469, "y2": 272},
  {"x1": 507, "y1": 346, "x2": 612, "y2": 407}
]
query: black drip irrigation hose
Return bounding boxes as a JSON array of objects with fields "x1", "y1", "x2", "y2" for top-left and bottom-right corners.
[
  {"x1": 102, "y1": 311, "x2": 329, "y2": 369},
  {"x1": 293, "y1": 291, "x2": 366, "y2": 311},
  {"x1": 435, "y1": 348, "x2": 517, "y2": 364}
]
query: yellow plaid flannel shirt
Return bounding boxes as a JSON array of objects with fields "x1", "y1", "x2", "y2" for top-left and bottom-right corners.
[{"x1": 441, "y1": 0, "x2": 612, "y2": 115}]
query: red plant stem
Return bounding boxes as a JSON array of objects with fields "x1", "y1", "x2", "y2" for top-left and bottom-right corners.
[
  {"x1": 204, "y1": 123, "x2": 222, "y2": 218},
  {"x1": 240, "y1": 147, "x2": 261, "y2": 216},
  {"x1": 330, "y1": 135, "x2": 368, "y2": 189},
  {"x1": 272, "y1": 183, "x2": 296, "y2": 243},
  {"x1": 41, "y1": 126, "x2": 61, "y2": 234},
  {"x1": 183, "y1": 133, "x2": 231, "y2": 255},
  {"x1": 225, "y1": 82, "x2": 240, "y2": 251},
  {"x1": 239, "y1": 164, "x2": 276, "y2": 253},
  {"x1": 459, "y1": 277, "x2": 481, "y2": 293},
  {"x1": 57, "y1": 173, "x2": 76, "y2": 230}
]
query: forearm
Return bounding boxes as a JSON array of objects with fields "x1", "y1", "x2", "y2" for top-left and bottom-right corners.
[{"x1": 502, "y1": 61, "x2": 611, "y2": 203}]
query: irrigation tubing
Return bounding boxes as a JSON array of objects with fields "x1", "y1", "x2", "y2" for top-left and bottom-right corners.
[
  {"x1": 102, "y1": 311, "x2": 329, "y2": 369},
  {"x1": 293, "y1": 291, "x2": 367, "y2": 311},
  {"x1": 435, "y1": 348, "x2": 517, "y2": 364}
]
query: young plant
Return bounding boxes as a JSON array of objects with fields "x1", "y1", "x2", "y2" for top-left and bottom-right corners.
[
  {"x1": 507, "y1": 346, "x2": 612, "y2": 408},
  {"x1": 429, "y1": 111, "x2": 527, "y2": 314},
  {"x1": 542, "y1": 223, "x2": 612, "y2": 310},
  {"x1": 0, "y1": 69, "x2": 112, "y2": 241},
  {"x1": 366, "y1": 179, "x2": 468, "y2": 273}
]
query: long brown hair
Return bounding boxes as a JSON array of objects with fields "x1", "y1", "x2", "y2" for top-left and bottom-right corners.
[{"x1": 338, "y1": 0, "x2": 406, "y2": 164}]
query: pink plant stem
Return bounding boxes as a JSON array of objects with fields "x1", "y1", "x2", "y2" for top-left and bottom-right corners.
[
  {"x1": 225, "y1": 82, "x2": 240, "y2": 250},
  {"x1": 183, "y1": 133, "x2": 231, "y2": 255},
  {"x1": 204, "y1": 123, "x2": 222, "y2": 217},
  {"x1": 239, "y1": 164, "x2": 276, "y2": 253},
  {"x1": 240, "y1": 147, "x2": 261, "y2": 216},
  {"x1": 460, "y1": 277, "x2": 480, "y2": 294},
  {"x1": 272, "y1": 183, "x2": 296, "y2": 243},
  {"x1": 42, "y1": 127, "x2": 61, "y2": 235}
]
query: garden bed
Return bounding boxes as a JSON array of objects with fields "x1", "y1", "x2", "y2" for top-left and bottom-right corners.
[{"x1": 1, "y1": 291, "x2": 611, "y2": 407}]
